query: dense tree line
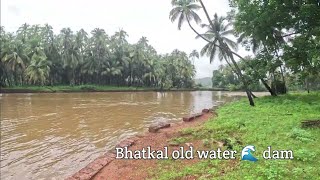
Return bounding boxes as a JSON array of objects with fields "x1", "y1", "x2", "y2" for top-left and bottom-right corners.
[
  {"x1": 0, "y1": 25, "x2": 197, "y2": 88},
  {"x1": 212, "y1": 55, "x2": 320, "y2": 92},
  {"x1": 170, "y1": 0, "x2": 320, "y2": 106}
]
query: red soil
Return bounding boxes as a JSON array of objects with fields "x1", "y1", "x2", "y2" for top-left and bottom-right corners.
[{"x1": 67, "y1": 112, "x2": 214, "y2": 180}]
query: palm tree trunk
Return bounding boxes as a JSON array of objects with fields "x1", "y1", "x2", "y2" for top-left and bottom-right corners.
[
  {"x1": 199, "y1": 0, "x2": 215, "y2": 33},
  {"x1": 198, "y1": 0, "x2": 255, "y2": 105},
  {"x1": 199, "y1": 3, "x2": 254, "y2": 104},
  {"x1": 227, "y1": 49, "x2": 254, "y2": 106}
]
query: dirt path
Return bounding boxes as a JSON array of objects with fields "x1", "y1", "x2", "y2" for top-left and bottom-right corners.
[{"x1": 67, "y1": 111, "x2": 213, "y2": 180}]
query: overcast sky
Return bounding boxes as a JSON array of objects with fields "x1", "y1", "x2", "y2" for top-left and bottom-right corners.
[{"x1": 1, "y1": 0, "x2": 251, "y2": 78}]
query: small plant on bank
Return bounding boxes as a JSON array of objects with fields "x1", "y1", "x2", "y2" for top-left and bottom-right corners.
[
  {"x1": 289, "y1": 128, "x2": 315, "y2": 142},
  {"x1": 168, "y1": 137, "x2": 188, "y2": 146},
  {"x1": 179, "y1": 128, "x2": 195, "y2": 136}
]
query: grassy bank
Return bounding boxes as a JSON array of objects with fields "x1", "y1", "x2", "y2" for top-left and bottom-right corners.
[
  {"x1": 152, "y1": 92, "x2": 320, "y2": 179},
  {"x1": 0, "y1": 85, "x2": 227, "y2": 93}
]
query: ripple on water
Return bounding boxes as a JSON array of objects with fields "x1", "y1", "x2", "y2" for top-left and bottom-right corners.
[{"x1": 0, "y1": 91, "x2": 245, "y2": 179}]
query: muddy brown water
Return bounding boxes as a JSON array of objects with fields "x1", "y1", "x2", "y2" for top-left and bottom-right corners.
[{"x1": 0, "y1": 91, "x2": 266, "y2": 179}]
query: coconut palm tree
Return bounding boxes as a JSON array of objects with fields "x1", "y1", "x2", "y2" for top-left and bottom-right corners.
[
  {"x1": 75, "y1": 29, "x2": 88, "y2": 55},
  {"x1": 169, "y1": 0, "x2": 202, "y2": 30},
  {"x1": 16, "y1": 23, "x2": 30, "y2": 43},
  {"x1": 197, "y1": 14, "x2": 238, "y2": 59},
  {"x1": 199, "y1": 13, "x2": 255, "y2": 106},
  {"x1": 114, "y1": 29, "x2": 128, "y2": 45},
  {"x1": 90, "y1": 28, "x2": 109, "y2": 84},
  {"x1": 60, "y1": 28, "x2": 81, "y2": 85},
  {"x1": 1, "y1": 24, "x2": 198, "y2": 89},
  {"x1": 100, "y1": 56, "x2": 123, "y2": 85},
  {"x1": 25, "y1": 54, "x2": 51, "y2": 85},
  {"x1": 198, "y1": 14, "x2": 238, "y2": 64},
  {"x1": 128, "y1": 44, "x2": 145, "y2": 86},
  {"x1": 2, "y1": 42, "x2": 29, "y2": 85},
  {"x1": 189, "y1": 49, "x2": 199, "y2": 65}
]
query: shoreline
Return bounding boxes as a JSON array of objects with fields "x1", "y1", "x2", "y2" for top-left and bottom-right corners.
[
  {"x1": 0, "y1": 87, "x2": 229, "y2": 94},
  {"x1": 66, "y1": 109, "x2": 215, "y2": 180}
]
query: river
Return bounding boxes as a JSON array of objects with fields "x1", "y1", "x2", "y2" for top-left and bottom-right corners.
[{"x1": 0, "y1": 91, "x2": 260, "y2": 179}]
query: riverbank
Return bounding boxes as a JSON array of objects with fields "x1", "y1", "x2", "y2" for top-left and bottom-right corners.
[
  {"x1": 151, "y1": 92, "x2": 320, "y2": 179},
  {"x1": 68, "y1": 92, "x2": 320, "y2": 180},
  {"x1": 67, "y1": 110, "x2": 215, "y2": 180},
  {"x1": 0, "y1": 85, "x2": 227, "y2": 93}
]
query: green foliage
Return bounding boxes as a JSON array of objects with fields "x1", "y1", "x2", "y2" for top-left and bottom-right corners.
[
  {"x1": 0, "y1": 25, "x2": 195, "y2": 88},
  {"x1": 79, "y1": 85, "x2": 96, "y2": 91},
  {"x1": 231, "y1": 0, "x2": 320, "y2": 92},
  {"x1": 169, "y1": 0, "x2": 202, "y2": 30},
  {"x1": 212, "y1": 64, "x2": 264, "y2": 91},
  {"x1": 199, "y1": 13, "x2": 237, "y2": 63},
  {"x1": 289, "y1": 128, "x2": 315, "y2": 142},
  {"x1": 179, "y1": 128, "x2": 195, "y2": 136},
  {"x1": 295, "y1": 149, "x2": 317, "y2": 162},
  {"x1": 227, "y1": 84, "x2": 239, "y2": 91},
  {"x1": 271, "y1": 80, "x2": 287, "y2": 94},
  {"x1": 152, "y1": 92, "x2": 320, "y2": 179},
  {"x1": 169, "y1": 137, "x2": 188, "y2": 146}
]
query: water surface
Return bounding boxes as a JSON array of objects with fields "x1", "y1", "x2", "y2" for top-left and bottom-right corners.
[{"x1": 0, "y1": 91, "x2": 247, "y2": 179}]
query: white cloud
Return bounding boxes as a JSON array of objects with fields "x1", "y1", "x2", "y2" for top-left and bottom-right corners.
[{"x1": 1, "y1": 0, "x2": 251, "y2": 78}]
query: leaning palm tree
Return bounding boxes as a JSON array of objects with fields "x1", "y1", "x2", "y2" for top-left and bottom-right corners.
[
  {"x1": 169, "y1": 1, "x2": 255, "y2": 105},
  {"x1": 199, "y1": 13, "x2": 255, "y2": 106},
  {"x1": 169, "y1": 0, "x2": 202, "y2": 31}
]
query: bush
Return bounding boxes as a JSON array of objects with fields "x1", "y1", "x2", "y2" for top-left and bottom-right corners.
[{"x1": 79, "y1": 85, "x2": 96, "y2": 91}]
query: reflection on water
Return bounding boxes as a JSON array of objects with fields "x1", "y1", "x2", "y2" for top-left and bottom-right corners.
[{"x1": 0, "y1": 91, "x2": 242, "y2": 179}]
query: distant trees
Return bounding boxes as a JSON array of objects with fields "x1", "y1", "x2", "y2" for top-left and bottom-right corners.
[
  {"x1": 0, "y1": 25, "x2": 196, "y2": 88},
  {"x1": 189, "y1": 50, "x2": 199, "y2": 65},
  {"x1": 211, "y1": 63, "x2": 264, "y2": 91}
]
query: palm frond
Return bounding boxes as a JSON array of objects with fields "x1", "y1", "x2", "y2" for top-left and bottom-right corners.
[
  {"x1": 200, "y1": 23, "x2": 210, "y2": 29},
  {"x1": 177, "y1": 13, "x2": 185, "y2": 30},
  {"x1": 223, "y1": 21, "x2": 233, "y2": 31},
  {"x1": 169, "y1": 7, "x2": 181, "y2": 22},
  {"x1": 200, "y1": 43, "x2": 211, "y2": 56},
  {"x1": 223, "y1": 37, "x2": 238, "y2": 51},
  {"x1": 220, "y1": 29, "x2": 235, "y2": 36},
  {"x1": 237, "y1": 33, "x2": 246, "y2": 43},
  {"x1": 189, "y1": 11, "x2": 202, "y2": 24},
  {"x1": 187, "y1": 4, "x2": 202, "y2": 10},
  {"x1": 209, "y1": 45, "x2": 217, "y2": 63}
]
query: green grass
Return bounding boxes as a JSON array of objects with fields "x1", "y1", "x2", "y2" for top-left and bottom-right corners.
[
  {"x1": 168, "y1": 137, "x2": 189, "y2": 146},
  {"x1": 152, "y1": 92, "x2": 320, "y2": 180}
]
